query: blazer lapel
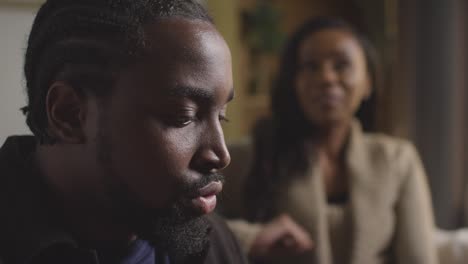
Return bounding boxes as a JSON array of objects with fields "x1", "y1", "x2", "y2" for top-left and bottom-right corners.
[
  {"x1": 347, "y1": 121, "x2": 393, "y2": 264},
  {"x1": 277, "y1": 156, "x2": 332, "y2": 264}
]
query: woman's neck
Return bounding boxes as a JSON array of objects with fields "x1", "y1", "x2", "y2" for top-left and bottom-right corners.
[{"x1": 310, "y1": 120, "x2": 351, "y2": 160}]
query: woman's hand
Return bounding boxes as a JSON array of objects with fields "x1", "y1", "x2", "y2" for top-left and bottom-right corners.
[{"x1": 249, "y1": 214, "x2": 314, "y2": 261}]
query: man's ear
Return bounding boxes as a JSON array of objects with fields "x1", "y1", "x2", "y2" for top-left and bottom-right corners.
[{"x1": 45, "y1": 82, "x2": 87, "y2": 144}]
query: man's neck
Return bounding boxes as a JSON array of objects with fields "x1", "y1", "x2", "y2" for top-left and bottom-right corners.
[
  {"x1": 34, "y1": 145, "x2": 137, "y2": 248},
  {"x1": 63, "y1": 205, "x2": 137, "y2": 249}
]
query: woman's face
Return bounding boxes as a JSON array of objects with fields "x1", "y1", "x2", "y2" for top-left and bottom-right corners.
[{"x1": 294, "y1": 29, "x2": 371, "y2": 127}]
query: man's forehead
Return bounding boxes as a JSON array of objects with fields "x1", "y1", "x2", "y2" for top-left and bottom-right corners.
[
  {"x1": 113, "y1": 18, "x2": 232, "y2": 106},
  {"x1": 142, "y1": 18, "x2": 223, "y2": 62}
]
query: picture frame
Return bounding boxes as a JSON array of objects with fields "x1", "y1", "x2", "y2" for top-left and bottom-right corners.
[
  {"x1": 0, "y1": 0, "x2": 202, "y2": 7},
  {"x1": 0, "y1": 0, "x2": 44, "y2": 6}
]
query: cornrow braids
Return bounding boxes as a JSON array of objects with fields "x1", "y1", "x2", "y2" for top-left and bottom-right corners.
[{"x1": 23, "y1": 0, "x2": 213, "y2": 144}]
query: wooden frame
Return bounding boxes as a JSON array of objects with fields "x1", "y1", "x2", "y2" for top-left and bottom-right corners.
[
  {"x1": 0, "y1": 0, "x2": 202, "y2": 7},
  {"x1": 0, "y1": 0, "x2": 44, "y2": 6}
]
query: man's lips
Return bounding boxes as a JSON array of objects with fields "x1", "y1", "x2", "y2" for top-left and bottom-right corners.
[{"x1": 190, "y1": 181, "x2": 223, "y2": 214}]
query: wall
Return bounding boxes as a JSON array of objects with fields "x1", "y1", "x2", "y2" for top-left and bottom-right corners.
[
  {"x1": 206, "y1": 0, "x2": 245, "y2": 142},
  {"x1": 399, "y1": 0, "x2": 466, "y2": 228},
  {"x1": 0, "y1": 5, "x2": 38, "y2": 144}
]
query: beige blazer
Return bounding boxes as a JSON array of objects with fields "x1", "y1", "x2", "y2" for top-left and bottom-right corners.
[{"x1": 219, "y1": 122, "x2": 438, "y2": 264}]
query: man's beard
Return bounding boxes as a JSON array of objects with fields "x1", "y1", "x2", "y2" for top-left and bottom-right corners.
[
  {"x1": 125, "y1": 173, "x2": 224, "y2": 263},
  {"x1": 132, "y1": 202, "x2": 211, "y2": 263},
  {"x1": 95, "y1": 124, "x2": 224, "y2": 263}
]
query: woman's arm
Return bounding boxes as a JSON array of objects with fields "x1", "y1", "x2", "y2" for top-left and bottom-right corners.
[
  {"x1": 226, "y1": 215, "x2": 314, "y2": 261},
  {"x1": 226, "y1": 219, "x2": 264, "y2": 254}
]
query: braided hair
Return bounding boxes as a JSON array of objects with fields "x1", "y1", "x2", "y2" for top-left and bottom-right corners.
[{"x1": 22, "y1": 0, "x2": 213, "y2": 144}]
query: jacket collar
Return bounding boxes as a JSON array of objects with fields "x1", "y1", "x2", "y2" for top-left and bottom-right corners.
[
  {"x1": 0, "y1": 136, "x2": 98, "y2": 264},
  {"x1": 346, "y1": 121, "x2": 393, "y2": 263},
  {"x1": 275, "y1": 120, "x2": 390, "y2": 264}
]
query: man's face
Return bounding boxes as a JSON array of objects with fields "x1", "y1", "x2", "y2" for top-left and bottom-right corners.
[{"x1": 85, "y1": 18, "x2": 233, "y2": 257}]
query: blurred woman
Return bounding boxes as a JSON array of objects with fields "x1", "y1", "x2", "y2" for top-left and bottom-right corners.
[{"x1": 220, "y1": 17, "x2": 438, "y2": 264}]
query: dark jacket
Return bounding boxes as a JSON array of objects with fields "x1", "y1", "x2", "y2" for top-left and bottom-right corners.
[{"x1": 0, "y1": 136, "x2": 247, "y2": 264}]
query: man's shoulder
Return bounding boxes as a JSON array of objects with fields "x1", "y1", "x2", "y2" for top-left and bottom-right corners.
[
  {"x1": 0, "y1": 136, "x2": 67, "y2": 264},
  {"x1": 0, "y1": 135, "x2": 36, "y2": 173},
  {"x1": 204, "y1": 213, "x2": 248, "y2": 264},
  {"x1": 0, "y1": 136, "x2": 37, "y2": 199}
]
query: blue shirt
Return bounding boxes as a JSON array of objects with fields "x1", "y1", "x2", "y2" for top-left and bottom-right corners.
[
  {"x1": 121, "y1": 240, "x2": 155, "y2": 264},
  {"x1": 98, "y1": 240, "x2": 169, "y2": 264}
]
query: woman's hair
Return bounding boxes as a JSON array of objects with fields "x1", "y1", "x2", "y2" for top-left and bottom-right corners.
[
  {"x1": 23, "y1": 0, "x2": 212, "y2": 144},
  {"x1": 244, "y1": 17, "x2": 381, "y2": 221}
]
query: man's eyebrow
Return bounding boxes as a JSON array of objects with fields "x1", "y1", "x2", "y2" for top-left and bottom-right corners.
[
  {"x1": 168, "y1": 85, "x2": 213, "y2": 103},
  {"x1": 168, "y1": 85, "x2": 235, "y2": 104}
]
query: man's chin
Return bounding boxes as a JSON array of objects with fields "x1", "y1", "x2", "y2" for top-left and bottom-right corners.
[{"x1": 134, "y1": 209, "x2": 211, "y2": 263}]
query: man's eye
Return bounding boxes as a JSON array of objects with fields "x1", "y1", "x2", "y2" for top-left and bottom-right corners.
[
  {"x1": 219, "y1": 115, "x2": 230, "y2": 123},
  {"x1": 168, "y1": 108, "x2": 197, "y2": 127},
  {"x1": 173, "y1": 115, "x2": 196, "y2": 127}
]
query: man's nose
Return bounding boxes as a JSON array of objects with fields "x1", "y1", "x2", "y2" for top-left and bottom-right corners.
[{"x1": 192, "y1": 122, "x2": 231, "y2": 173}]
